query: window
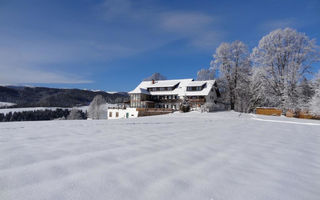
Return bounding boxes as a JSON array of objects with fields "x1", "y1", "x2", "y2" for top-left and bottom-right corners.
[
  {"x1": 187, "y1": 87, "x2": 198, "y2": 91},
  {"x1": 116, "y1": 112, "x2": 119, "y2": 117},
  {"x1": 109, "y1": 112, "x2": 112, "y2": 117},
  {"x1": 187, "y1": 84, "x2": 206, "y2": 91}
]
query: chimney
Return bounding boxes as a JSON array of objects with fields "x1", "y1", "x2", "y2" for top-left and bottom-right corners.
[{"x1": 152, "y1": 79, "x2": 155, "y2": 84}]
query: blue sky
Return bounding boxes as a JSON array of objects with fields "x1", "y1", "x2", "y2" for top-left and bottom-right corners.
[{"x1": 0, "y1": 0, "x2": 319, "y2": 91}]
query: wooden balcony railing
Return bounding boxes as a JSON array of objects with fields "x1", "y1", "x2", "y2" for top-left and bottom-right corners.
[{"x1": 187, "y1": 99, "x2": 205, "y2": 103}]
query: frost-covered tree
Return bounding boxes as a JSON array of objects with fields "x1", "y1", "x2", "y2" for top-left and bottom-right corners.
[
  {"x1": 310, "y1": 87, "x2": 320, "y2": 115},
  {"x1": 247, "y1": 67, "x2": 268, "y2": 111},
  {"x1": 313, "y1": 71, "x2": 320, "y2": 89},
  {"x1": 297, "y1": 77, "x2": 314, "y2": 110},
  {"x1": 196, "y1": 68, "x2": 215, "y2": 81},
  {"x1": 251, "y1": 28, "x2": 320, "y2": 110},
  {"x1": 88, "y1": 95, "x2": 107, "y2": 119},
  {"x1": 67, "y1": 108, "x2": 82, "y2": 120},
  {"x1": 309, "y1": 71, "x2": 320, "y2": 115},
  {"x1": 213, "y1": 40, "x2": 251, "y2": 111}
]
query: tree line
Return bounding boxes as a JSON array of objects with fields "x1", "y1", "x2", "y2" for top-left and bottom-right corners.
[
  {"x1": 0, "y1": 109, "x2": 87, "y2": 122},
  {"x1": 197, "y1": 28, "x2": 320, "y2": 114},
  {"x1": 0, "y1": 94, "x2": 110, "y2": 122}
]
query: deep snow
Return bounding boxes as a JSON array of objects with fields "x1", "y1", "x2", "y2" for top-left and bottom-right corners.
[{"x1": 0, "y1": 111, "x2": 320, "y2": 200}]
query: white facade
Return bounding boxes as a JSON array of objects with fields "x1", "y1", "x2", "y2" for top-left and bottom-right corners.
[
  {"x1": 107, "y1": 108, "x2": 139, "y2": 120},
  {"x1": 128, "y1": 79, "x2": 220, "y2": 109}
]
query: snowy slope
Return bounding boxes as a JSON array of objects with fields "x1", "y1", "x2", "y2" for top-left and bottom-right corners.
[
  {"x1": 0, "y1": 102, "x2": 16, "y2": 108},
  {"x1": 0, "y1": 103, "x2": 119, "y2": 114},
  {"x1": 0, "y1": 107, "x2": 63, "y2": 114},
  {"x1": 0, "y1": 111, "x2": 320, "y2": 200}
]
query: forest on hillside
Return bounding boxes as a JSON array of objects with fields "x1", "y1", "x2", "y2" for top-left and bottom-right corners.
[{"x1": 0, "y1": 86, "x2": 129, "y2": 108}]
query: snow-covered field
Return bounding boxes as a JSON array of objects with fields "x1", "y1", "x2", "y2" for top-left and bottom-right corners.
[
  {"x1": 0, "y1": 102, "x2": 16, "y2": 108},
  {"x1": 0, "y1": 107, "x2": 65, "y2": 114},
  {"x1": 0, "y1": 103, "x2": 118, "y2": 114},
  {"x1": 1, "y1": 111, "x2": 320, "y2": 200}
]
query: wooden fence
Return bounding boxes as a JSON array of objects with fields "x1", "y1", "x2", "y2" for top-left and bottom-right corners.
[
  {"x1": 256, "y1": 107, "x2": 320, "y2": 119},
  {"x1": 286, "y1": 110, "x2": 316, "y2": 119},
  {"x1": 255, "y1": 108, "x2": 282, "y2": 116}
]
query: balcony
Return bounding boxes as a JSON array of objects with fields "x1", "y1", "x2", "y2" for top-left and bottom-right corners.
[
  {"x1": 187, "y1": 99, "x2": 205, "y2": 103},
  {"x1": 157, "y1": 99, "x2": 180, "y2": 103}
]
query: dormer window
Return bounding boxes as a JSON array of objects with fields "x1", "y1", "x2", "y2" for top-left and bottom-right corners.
[
  {"x1": 187, "y1": 83, "x2": 206, "y2": 91},
  {"x1": 147, "y1": 83, "x2": 180, "y2": 92}
]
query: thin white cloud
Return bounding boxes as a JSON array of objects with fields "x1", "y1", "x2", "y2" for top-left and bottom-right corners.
[
  {"x1": 100, "y1": 0, "x2": 133, "y2": 19},
  {"x1": 0, "y1": 40, "x2": 93, "y2": 84},
  {"x1": 0, "y1": 0, "x2": 226, "y2": 84},
  {"x1": 99, "y1": 0, "x2": 225, "y2": 50},
  {"x1": 260, "y1": 18, "x2": 299, "y2": 32},
  {"x1": 0, "y1": 65, "x2": 92, "y2": 84},
  {"x1": 159, "y1": 12, "x2": 214, "y2": 35},
  {"x1": 190, "y1": 31, "x2": 224, "y2": 49},
  {"x1": 158, "y1": 12, "x2": 223, "y2": 49}
]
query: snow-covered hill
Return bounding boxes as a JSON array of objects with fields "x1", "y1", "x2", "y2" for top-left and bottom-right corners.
[
  {"x1": 0, "y1": 103, "x2": 118, "y2": 115},
  {"x1": 0, "y1": 85, "x2": 128, "y2": 107},
  {"x1": 0, "y1": 107, "x2": 63, "y2": 114},
  {"x1": 0, "y1": 102, "x2": 16, "y2": 108},
  {"x1": 1, "y1": 111, "x2": 320, "y2": 200}
]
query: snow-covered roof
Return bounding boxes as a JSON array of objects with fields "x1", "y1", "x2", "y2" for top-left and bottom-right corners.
[
  {"x1": 184, "y1": 80, "x2": 216, "y2": 96},
  {"x1": 129, "y1": 79, "x2": 192, "y2": 95},
  {"x1": 128, "y1": 88, "x2": 150, "y2": 95},
  {"x1": 148, "y1": 80, "x2": 180, "y2": 88},
  {"x1": 187, "y1": 81, "x2": 207, "y2": 87},
  {"x1": 129, "y1": 79, "x2": 216, "y2": 96}
]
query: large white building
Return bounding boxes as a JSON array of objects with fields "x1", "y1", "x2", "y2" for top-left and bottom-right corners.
[
  {"x1": 128, "y1": 79, "x2": 220, "y2": 110},
  {"x1": 107, "y1": 79, "x2": 220, "y2": 120}
]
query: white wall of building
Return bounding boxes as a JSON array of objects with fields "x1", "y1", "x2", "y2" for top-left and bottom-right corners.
[
  {"x1": 108, "y1": 108, "x2": 139, "y2": 120},
  {"x1": 205, "y1": 88, "x2": 217, "y2": 103}
]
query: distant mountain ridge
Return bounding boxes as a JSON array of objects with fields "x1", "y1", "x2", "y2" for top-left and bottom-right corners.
[{"x1": 0, "y1": 86, "x2": 129, "y2": 108}]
